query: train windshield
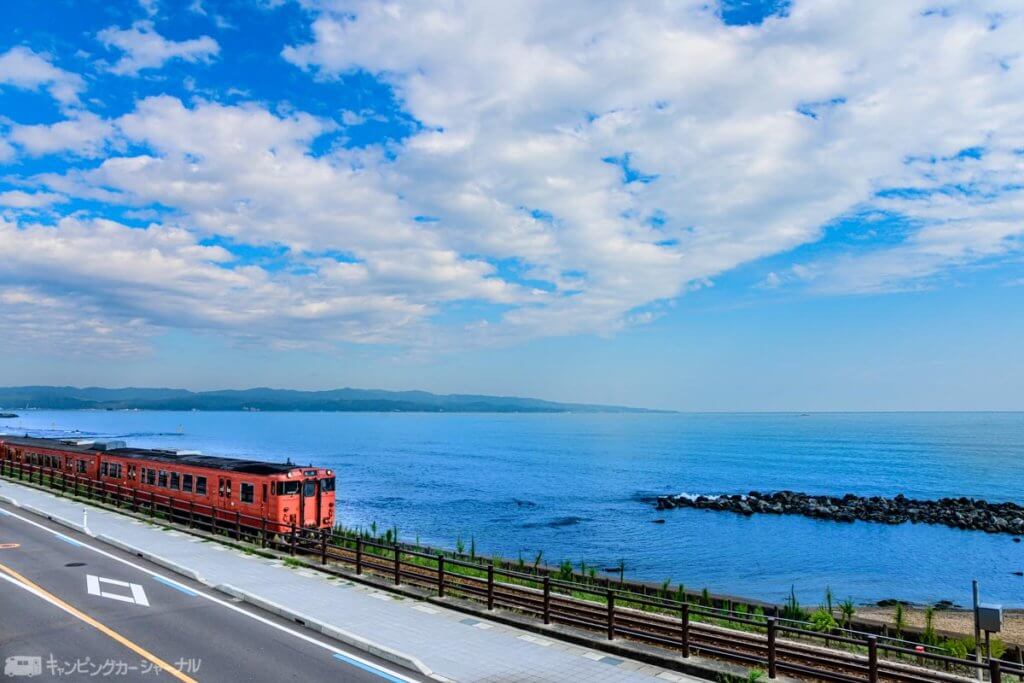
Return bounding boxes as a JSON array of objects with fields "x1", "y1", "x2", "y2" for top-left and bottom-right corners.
[
  {"x1": 321, "y1": 477, "x2": 335, "y2": 492},
  {"x1": 303, "y1": 481, "x2": 316, "y2": 497},
  {"x1": 275, "y1": 481, "x2": 300, "y2": 495}
]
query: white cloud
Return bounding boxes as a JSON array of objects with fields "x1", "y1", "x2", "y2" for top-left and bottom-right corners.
[
  {"x1": 277, "y1": 0, "x2": 1024, "y2": 337},
  {"x1": 9, "y1": 112, "x2": 115, "y2": 157},
  {"x1": 8, "y1": 1, "x2": 1024, "y2": 356},
  {"x1": 97, "y1": 21, "x2": 220, "y2": 75},
  {"x1": 0, "y1": 190, "x2": 66, "y2": 209},
  {"x1": 0, "y1": 46, "x2": 85, "y2": 106}
]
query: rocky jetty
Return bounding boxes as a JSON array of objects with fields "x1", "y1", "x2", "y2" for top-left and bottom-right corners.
[
  {"x1": 0, "y1": 412, "x2": 17, "y2": 418},
  {"x1": 655, "y1": 491, "x2": 1024, "y2": 535}
]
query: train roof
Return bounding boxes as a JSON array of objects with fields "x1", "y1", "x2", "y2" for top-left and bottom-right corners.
[{"x1": 0, "y1": 435, "x2": 307, "y2": 476}]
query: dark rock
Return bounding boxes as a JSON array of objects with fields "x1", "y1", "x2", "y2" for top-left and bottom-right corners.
[
  {"x1": 650, "y1": 488, "x2": 1024, "y2": 535},
  {"x1": 651, "y1": 519, "x2": 666, "y2": 524}
]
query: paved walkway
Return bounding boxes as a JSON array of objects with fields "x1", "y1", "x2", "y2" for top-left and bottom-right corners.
[{"x1": 0, "y1": 479, "x2": 700, "y2": 683}]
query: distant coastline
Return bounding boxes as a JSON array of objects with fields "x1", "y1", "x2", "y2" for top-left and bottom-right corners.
[{"x1": 0, "y1": 385, "x2": 670, "y2": 414}]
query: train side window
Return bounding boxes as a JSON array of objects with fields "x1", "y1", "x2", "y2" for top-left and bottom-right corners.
[
  {"x1": 127, "y1": 464, "x2": 136, "y2": 479},
  {"x1": 65, "y1": 456, "x2": 73, "y2": 468},
  {"x1": 240, "y1": 483, "x2": 254, "y2": 504},
  {"x1": 100, "y1": 462, "x2": 108, "y2": 477},
  {"x1": 262, "y1": 483, "x2": 267, "y2": 501},
  {"x1": 147, "y1": 469, "x2": 156, "y2": 486},
  {"x1": 321, "y1": 477, "x2": 335, "y2": 492},
  {"x1": 225, "y1": 479, "x2": 232, "y2": 498},
  {"x1": 195, "y1": 476, "x2": 207, "y2": 495},
  {"x1": 158, "y1": 470, "x2": 168, "y2": 488},
  {"x1": 77, "y1": 459, "x2": 87, "y2": 473},
  {"x1": 182, "y1": 474, "x2": 193, "y2": 493},
  {"x1": 170, "y1": 472, "x2": 180, "y2": 490}
]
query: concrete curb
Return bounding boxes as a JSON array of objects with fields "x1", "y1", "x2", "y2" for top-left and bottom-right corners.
[
  {"x1": 215, "y1": 583, "x2": 438, "y2": 680},
  {"x1": 20, "y1": 503, "x2": 94, "y2": 536},
  {"x1": 96, "y1": 534, "x2": 207, "y2": 584},
  {"x1": 0, "y1": 483, "x2": 436, "y2": 682}
]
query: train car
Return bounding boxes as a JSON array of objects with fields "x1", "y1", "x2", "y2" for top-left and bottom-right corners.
[{"x1": 0, "y1": 435, "x2": 335, "y2": 532}]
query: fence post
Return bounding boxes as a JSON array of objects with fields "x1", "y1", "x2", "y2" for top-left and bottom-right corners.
[
  {"x1": 543, "y1": 577, "x2": 552, "y2": 625},
  {"x1": 607, "y1": 589, "x2": 615, "y2": 640},
  {"x1": 989, "y1": 659, "x2": 1001, "y2": 683},
  {"x1": 393, "y1": 543, "x2": 401, "y2": 585},
  {"x1": 150, "y1": 493, "x2": 156, "y2": 517},
  {"x1": 260, "y1": 516, "x2": 267, "y2": 548},
  {"x1": 188, "y1": 501, "x2": 194, "y2": 528},
  {"x1": 235, "y1": 511, "x2": 241, "y2": 540},
  {"x1": 681, "y1": 603, "x2": 691, "y2": 658},
  {"x1": 289, "y1": 523, "x2": 297, "y2": 555},
  {"x1": 767, "y1": 617, "x2": 778, "y2": 679},
  {"x1": 487, "y1": 563, "x2": 495, "y2": 610},
  {"x1": 131, "y1": 488, "x2": 137, "y2": 512},
  {"x1": 320, "y1": 529, "x2": 328, "y2": 565},
  {"x1": 867, "y1": 635, "x2": 879, "y2": 683},
  {"x1": 356, "y1": 537, "x2": 363, "y2": 575},
  {"x1": 437, "y1": 555, "x2": 446, "y2": 597}
]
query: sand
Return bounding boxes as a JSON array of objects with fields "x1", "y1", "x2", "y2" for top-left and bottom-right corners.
[{"x1": 856, "y1": 606, "x2": 1024, "y2": 646}]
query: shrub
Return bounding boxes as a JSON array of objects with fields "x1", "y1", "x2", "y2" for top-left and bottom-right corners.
[
  {"x1": 838, "y1": 598, "x2": 856, "y2": 629},
  {"x1": 781, "y1": 586, "x2": 810, "y2": 622},
  {"x1": 810, "y1": 606, "x2": 838, "y2": 633}
]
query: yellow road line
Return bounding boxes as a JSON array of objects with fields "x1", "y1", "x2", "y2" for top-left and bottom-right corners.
[{"x1": 0, "y1": 561, "x2": 198, "y2": 683}]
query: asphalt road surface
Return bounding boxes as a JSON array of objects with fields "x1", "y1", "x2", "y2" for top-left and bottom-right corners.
[{"x1": 0, "y1": 502, "x2": 427, "y2": 682}]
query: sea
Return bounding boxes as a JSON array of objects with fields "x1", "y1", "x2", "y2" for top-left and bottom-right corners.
[{"x1": 3, "y1": 410, "x2": 1022, "y2": 607}]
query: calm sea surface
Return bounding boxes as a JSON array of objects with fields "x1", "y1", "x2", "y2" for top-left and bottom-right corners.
[{"x1": 4, "y1": 411, "x2": 1023, "y2": 606}]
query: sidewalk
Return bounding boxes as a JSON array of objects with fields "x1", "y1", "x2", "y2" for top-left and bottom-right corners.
[{"x1": 0, "y1": 479, "x2": 702, "y2": 683}]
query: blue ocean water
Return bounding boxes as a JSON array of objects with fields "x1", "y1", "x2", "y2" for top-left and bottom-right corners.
[{"x1": 3, "y1": 411, "x2": 1022, "y2": 606}]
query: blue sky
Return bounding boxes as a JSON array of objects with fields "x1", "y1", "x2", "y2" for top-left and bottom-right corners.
[{"x1": 0, "y1": 0, "x2": 1022, "y2": 410}]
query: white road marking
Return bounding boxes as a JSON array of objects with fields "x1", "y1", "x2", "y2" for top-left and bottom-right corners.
[
  {"x1": 0, "y1": 505, "x2": 420, "y2": 683},
  {"x1": 86, "y1": 574, "x2": 150, "y2": 607}
]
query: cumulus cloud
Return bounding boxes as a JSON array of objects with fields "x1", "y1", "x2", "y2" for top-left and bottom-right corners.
[
  {"x1": 6, "y1": 1, "x2": 1024, "y2": 356},
  {"x1": 277, "y1": 0, "x2": 1024, "y2": 331},
  {"x1": 9, "y1": 112, "x2": 115, "y2": 158},
  {"x1": 0, "y1": 46, "x2": 85, "y2": 106},
  {"x1": 0, "y1": 190, "x2": 66, "y2": 209},
  {"x1": 97, "y1": 21, "x2": 220, "y2": 75}
]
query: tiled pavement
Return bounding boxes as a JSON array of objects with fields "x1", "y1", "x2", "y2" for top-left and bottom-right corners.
[{"x1": 0, "y1": 479, "x2": 700, "y2": 683}]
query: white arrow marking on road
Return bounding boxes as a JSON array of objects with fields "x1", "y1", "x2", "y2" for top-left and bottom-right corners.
[{"x1": 86, "y1": 574, "x2": 150, "y2": 607}]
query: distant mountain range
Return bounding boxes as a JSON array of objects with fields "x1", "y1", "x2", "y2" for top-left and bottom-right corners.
[{"x1": 0, "y1": 386, "x2": 666, "y2": 414}]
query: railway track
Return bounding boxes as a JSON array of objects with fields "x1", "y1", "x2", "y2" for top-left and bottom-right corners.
[{"x1": 4, "y1": 462, "x2": 1020, "y2": 683}]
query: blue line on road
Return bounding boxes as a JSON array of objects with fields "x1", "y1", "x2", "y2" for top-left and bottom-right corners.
[
  {"x1": 55, "y1": 534, "x2": 83, "y2": 547},
  {"x1": 332, "y1": 653, "x2": 409, "y2": 683},
  {"x1": 153, "y1": 575, "x2": 198, "y2": 596}
]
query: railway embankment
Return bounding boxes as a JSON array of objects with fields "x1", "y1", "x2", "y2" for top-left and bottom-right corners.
[{"x1": 655, "y1": 490, "x2": 1024, "y2": 535}]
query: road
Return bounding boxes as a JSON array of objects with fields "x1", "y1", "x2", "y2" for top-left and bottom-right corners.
[{"x1": 0, "y1": 502, "x2": 426, "y2": 682}]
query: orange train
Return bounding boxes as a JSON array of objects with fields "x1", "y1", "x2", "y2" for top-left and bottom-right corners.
[{"x1": 0, "y1": 435, "x2": 336, "y2": 530}]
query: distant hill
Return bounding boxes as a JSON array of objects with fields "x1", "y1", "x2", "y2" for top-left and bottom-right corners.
[{"x1": 0, "y1": 386, "x2": 668, "y2": 414}]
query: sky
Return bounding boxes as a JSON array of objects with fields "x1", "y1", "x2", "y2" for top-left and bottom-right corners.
[{"x1": 0, "y1": 0, "x2": 1022, "y2": 411}]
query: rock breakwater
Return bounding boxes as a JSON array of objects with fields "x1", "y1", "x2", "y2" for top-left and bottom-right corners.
[{"x1": 655, "y1": 491, "x2": 1024, "y2": 535}]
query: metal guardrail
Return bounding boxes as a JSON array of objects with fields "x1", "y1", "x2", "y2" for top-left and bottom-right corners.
[{"x1": 3, "y1": 458, "x2": 1021, "y2": 683}]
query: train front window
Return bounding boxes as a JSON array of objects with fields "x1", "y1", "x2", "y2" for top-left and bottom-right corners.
[
  {"x1": 321, "y1": 477, "x2": 335, "y2": 492},
  {"x1": 303, "y1": 481, "x2": 316, "y2": 497},
  {"x1": 275, "y1": 481, "x2": 300, "y2": 495}
]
